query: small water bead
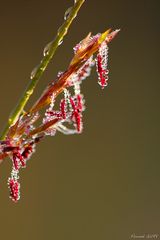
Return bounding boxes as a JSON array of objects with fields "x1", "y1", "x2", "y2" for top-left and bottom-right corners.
[
  {"x1": 57, "y1": 71, "x2": 64, "y2": 78},
  {"x1": 29, "y1": 112, "x2": 40, "y2": 125},
  {"x1": 44, "y1": 127, "x2": 56, "y2": 136},
  {"x1": 25, "y1": 113, "x2": 39, "y2": 134},
  {"x1": 49, "y1": 93, "x2": 55, "y2": 110},
  {"x1": 40, "y1": 59, "x2": 45, "y2": 68},
  {"x1": 73, "y1": 43, "x2": 81, "y2": 53},
  {"x1": 57, "y1": 25, "x2": 63, "y2": 35},
  {"x1": 57, "y1": 26, "x2": 68, "y2": 36},
  {"x1": 30, "y1": 65, "x2": 39, "y2": 79},
  {"x1": 64, "y1": 7, "x2": 73, "y2": 20},
  {"x1": 74, "y1": 81, "x2": 81, "y2": 95},
  {"x1": 56, "y1": 123, "x2": 77, "y2": 135},
  {"x1": 69, "y1": 72, "x2": 78, "y2": 86},
  {"x1": 10, "y1": 168, "x2": 19, "y2": 180},
  {"x1": 43, "y1": 41, "x2": 53, "y2": 56},
  {"x1": 58, "y1": 39, "x2": 63, "y2": 46},
  {"x1": 98, "y1": 76, "x2": 108, "y2": 89},
  {"x1": 26, "y1": 113, "x2": 31, "y2": 118}
]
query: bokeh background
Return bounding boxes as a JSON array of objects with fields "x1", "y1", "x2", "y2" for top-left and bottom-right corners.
[{"x1": 0, "y1": 0, "x2": 159, "y2": 239}]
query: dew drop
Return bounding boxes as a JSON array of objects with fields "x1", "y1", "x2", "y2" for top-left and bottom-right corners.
[
  {"x1": 58, "y1": 39, "x2": 63, "y2": 46},
  {"x1": 57, "y1": 26, "x2": 67, "y2": 36},
  {"x1": 57, "y1": 71, "x2": 64, "y2": 78},
  {"x1": 43, "y1": 41, "x2": 53, "y2": 56},
  {"x1": 57, "y1": 26, "x2": 63, "y2": 35},
  {"x1": 64, "y1": 7, "x2": 72, "y2": 20},
  {"x1": 30, "y1": 65, "x2": 39, "y2": 79},
  {"x1": 45, "y1": 128, "x2": 56, "y2": 136},
  {"x1": 98, "y1": 78, "x2": 108, "y2": 89}
]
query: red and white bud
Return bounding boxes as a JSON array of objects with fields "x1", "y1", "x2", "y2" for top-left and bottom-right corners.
[{"x1": 95, "y1": 41, "x2": 109, "y2": 89}]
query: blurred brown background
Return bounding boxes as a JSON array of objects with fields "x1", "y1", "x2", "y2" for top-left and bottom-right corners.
[{"x1": 0, "y1": 0, "x2": 159, "y2": 239}]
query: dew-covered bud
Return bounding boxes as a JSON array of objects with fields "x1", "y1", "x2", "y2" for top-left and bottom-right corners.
[
  {"x1": 95, "y1": 41, "x2": 109, "y2": 89},
  {"x1": 8, "y1": 177, "x2": 20, "y2": 202}
]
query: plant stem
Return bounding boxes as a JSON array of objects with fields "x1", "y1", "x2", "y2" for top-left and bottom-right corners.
[{"x1": 0, "y1": 0, "x2": 85, "y2": 140}]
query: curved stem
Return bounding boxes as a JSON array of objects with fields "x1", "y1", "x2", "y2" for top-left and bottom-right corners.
[{"x1": 0, "y1": 0, "x2": 85, "y2": 140}]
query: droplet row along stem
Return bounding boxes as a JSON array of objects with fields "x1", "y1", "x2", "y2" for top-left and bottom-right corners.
[{"x1": 0, "y1": 0, "x2": 85, "y2": 141}]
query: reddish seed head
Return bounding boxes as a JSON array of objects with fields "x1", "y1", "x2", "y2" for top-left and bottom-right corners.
[
  {"x1": 69, "y1": 97, "x2": 83, "y2": 133},
  {"x1": 76, "y1": 94, "x2": 83, "y2": 112},
  {"x1": 60, "y1": 99, "x2": 67, "y2": 119},
  {"x1": 12, "y1": 150, "x2": 25, "y2": 169},
  {"x1": 74, "y1": 110, "x2": 82, "y2": 133},
  {"x1": 8, "y1": 178, "x2": 20, "y2": 202},
  {"x1": 97, "y1": 55, "x2": 108, "y2": 89},
  {"x1": 22, "y1": 145, "x2": 33, "y2": 161},
  {"x1": 96, "y1": 42, "x2": 109, "y2": 89},
  {"x1": 13, "y1": 154, "x2": 20, "y2": 170}
]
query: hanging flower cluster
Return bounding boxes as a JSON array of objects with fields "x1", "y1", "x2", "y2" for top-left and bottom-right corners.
[{"x1": 0, "y1": 28, "x2": 119, "y2": 202}]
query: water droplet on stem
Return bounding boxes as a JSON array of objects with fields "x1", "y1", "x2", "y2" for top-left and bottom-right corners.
[
  {"x1": 64, "y1": 7, "x2": 72, "y2": 20},
  {"x1": 58, "y1": 40, "x2": 63, "y2": 46},
  {"x1": 43, "y1": 41, "x2": 53, "y2": 56},
  {"x1": 30, "y1": 65, "x2": 39, "y2": 79}
]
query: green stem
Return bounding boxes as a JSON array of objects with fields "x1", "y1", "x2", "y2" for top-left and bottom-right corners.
[{"x1": 0, "y1": 0, "x2": 85, "y2": 140}]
